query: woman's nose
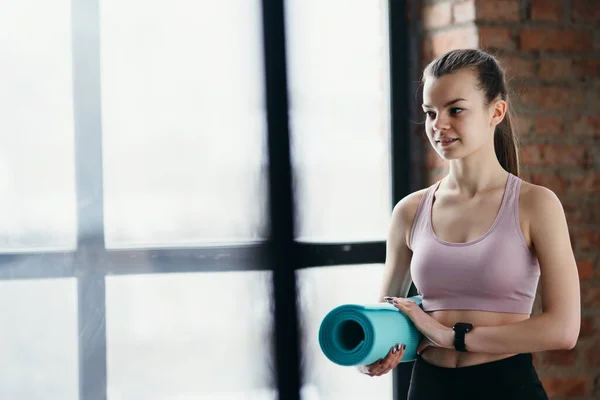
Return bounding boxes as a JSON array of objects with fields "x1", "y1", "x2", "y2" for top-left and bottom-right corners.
[{"x1": 432, "y1": 116, "x2": 450, "y2": 132}]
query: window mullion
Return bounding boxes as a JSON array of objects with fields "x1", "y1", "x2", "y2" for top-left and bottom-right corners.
[{"x1": 72, "y1": 0, "x2": 107, "y2": 398}]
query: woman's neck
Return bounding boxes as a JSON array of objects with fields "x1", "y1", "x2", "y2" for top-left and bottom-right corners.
[{"x1": 446, "y1": 145, "x2": 508, "y2": 197}]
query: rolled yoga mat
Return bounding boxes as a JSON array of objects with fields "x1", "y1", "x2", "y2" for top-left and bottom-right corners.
[{"x1": 318, "y1": 295, "x2": 423, "y2": 366}]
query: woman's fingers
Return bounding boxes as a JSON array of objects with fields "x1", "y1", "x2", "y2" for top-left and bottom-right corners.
[
  {"x1": 365, "y1": 356, "x2": 386, "y2": 376},
  {"x1": 366, "y1": 362, "x2": 381, "y2": 376},
  {"x1": 365, "y1": 343, "x2": 407, "y2": 376},
  {"x1": 365, "y1": 359, "x2": 382, "y2": 376},
  {"x1": 373, "y1": 343, "x2": 405, "y2": 376},
  {"x1": 374, "y1": 344, "x2": 404, "y2": 376},
  {"x1": 365, "y1": 347, "x2": 392, "y2": 377}
]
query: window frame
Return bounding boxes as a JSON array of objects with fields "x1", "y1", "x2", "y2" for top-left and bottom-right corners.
[{"x1": 0, "y1": 0, "x2": 420, "y2": 399}]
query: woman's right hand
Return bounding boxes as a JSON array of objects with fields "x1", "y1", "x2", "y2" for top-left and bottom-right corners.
[{"x1": 357, "y1": 343, "x2": 406, "y2": 377}]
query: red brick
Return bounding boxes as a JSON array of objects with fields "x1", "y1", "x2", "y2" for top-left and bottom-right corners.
[
  {"x1": 593, "y1": 87, "x2": 600, "y2": 107},
  {"x1": 423, "y1": 2, "x2": 452, "y2": 30},
  {"x1": 593, "y1": 204, "x2": 600, "y2": 224},
  {"x1": 563, "y1": 199, "x2": 591, "y2": 224},
  {"x1": 431, "y1": 25, "x2": 479, "y2": 57},
  {"x1": 581, "y1": 285, "x2": 600, "y2": 308},
  {"x1": 540, "y1": 377, "x2": 587, "y2": 397},
  {"x1": 577, "y1": 259, "x2": 594, "y2": 280},
  {"x1": 502, "y1": 56, "x2": 536, "y2": 80},
  {"x1": 518, "y1": 86, "x2": 586, "y2": 112},
  {"x1": 479, "y1": 26, "x2": 516, "y2": 50},
  {"x1": 453, "y1": 0, "x2": 476, "y2": 24},
  {"x1": 580, "y1": 316, "x2": 598, "y2": 339},
  {"x1": 577, "y1": 229, "x2": 600, "y2": 251},
  {"x1": 569, "y1": 172, "x2": 600, "y2": 194},
  {"x1": 475, "y1": 0, "x2": 520, "y2": 21},
  {"x1": 422, "y1": 38, "x2": 434, "y2": 64},
  {"x1": 531, "y1": 0, "x2": 564, "y2": 22},
  {"x1": 572, "y1": 59, "x2": 600, "y2": 80},
  {"x1": 572, "y1": 0, "x2": 600, "y2": 22},
  {"x1": 587, "y1": 204, "x2": 599, "y2": 224},
  {"x1": 589, "y1": 141, "x2": 600, "y2": 169},
  {"x1": 573, "y1": 116, "x2": 600, "y2": 137},
  {"x1": 521, "y1": 144, "x2": 588, "y2": 167},
  {"x1": 530, "y1": 173, "x2": 568, "y2": 195},
  {"x1": 538, "y1": 58, "x2": 573, "y2": 81},
  {"x1": 515, "y1": 115, "x2": 534, "y2": 137},
  {"x1": 543, "y1": 348, "x2": 578, "y2": 366},
  {"x1": 521, "y1": 144, "x2": 543, "y2": 165},
  {"x1": 519, "y1": 170, "x2": 533, "y2": 183},
  {"x1": 546, "y1": 144, "x2": 590, "y2": 168},
  {"x1": 534, "y1": 116, "x2": 566, "y2": 137},
  {"x1": 520, "y1": 28, "x2": 593, "y2": 52},
  {"x1": 570, "y1": 230, "x2": 578, "y2": 249},
  {"x1": 586, "y1": 343, "x2": 600, "y2": 367}
]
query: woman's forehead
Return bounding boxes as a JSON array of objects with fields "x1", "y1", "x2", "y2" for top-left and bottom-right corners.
[{"x1": 423, "y1": 70, "x2": 479, "y2": 105}]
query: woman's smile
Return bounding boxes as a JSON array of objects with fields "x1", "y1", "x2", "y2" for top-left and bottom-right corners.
[{"x1": 436, "y1": 138, "x2": 459, "y2": 147}]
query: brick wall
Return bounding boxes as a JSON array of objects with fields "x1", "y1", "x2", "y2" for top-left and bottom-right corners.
[{"x1": 418, "y1": 1, "x2": 600, "y2": 398}]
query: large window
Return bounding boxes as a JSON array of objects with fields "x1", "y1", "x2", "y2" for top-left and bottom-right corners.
[
  {"x1": 0, "y1": 279, "x2": 78, "y2": 399},
  {"x1": 0, "y1": 0, "x2": 412, "y2": 399},
  {"x1": 286, "y1": 0, "x2": 392, "y2": 243},
  {"x1": 106, "y1": 271, "x2": 274, "y2": 399},
  {"x1": 0, "y1": 0, "x2": 76, "y2": 252},
  {"x1": 100, "y1": 0, "x2": 268, "y2": 248},
  {"x1": 286, "y1": 1, "x2": 394, "y2": 398}
]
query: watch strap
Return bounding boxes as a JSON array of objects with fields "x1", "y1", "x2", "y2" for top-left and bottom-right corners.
[{"x1": 453, "y1": 323, "x2": 473, "y2": 352}]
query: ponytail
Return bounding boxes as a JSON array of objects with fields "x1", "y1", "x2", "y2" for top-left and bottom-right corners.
[{"x1": 494, "y1": 103, "x2": 520, "y2": 177}]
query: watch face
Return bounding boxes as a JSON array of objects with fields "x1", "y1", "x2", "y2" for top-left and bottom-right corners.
[{"x1": 454, "y1": 322, "x2": 473, "y2": 331}]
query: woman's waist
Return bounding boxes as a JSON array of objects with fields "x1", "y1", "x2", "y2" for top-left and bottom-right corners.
[
  {"x1": 421, "y1": 309, "x2": 530, "y2": 368},
  {"x1": 420, "y1": 347, "x2": 519, "y2": 368},
  {"x1": 426, "y1": 308, "x2": 530, "y2": 327}
]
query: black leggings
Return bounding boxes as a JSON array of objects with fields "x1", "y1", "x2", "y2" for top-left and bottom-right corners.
[{"x1": 408, "y1": 353, "x2": 549, "y2": 400}]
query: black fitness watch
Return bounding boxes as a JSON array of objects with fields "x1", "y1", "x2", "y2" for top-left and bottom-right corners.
[{"x1": 453, "y1": 322, "x2": 473, "y2": 352}]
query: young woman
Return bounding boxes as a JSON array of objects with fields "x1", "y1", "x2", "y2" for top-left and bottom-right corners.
[{"x1": 358, "y1": 49, "x2": 581, "y2": 399}]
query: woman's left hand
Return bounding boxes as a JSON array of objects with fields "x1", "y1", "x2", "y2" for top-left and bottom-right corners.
[{"x1": 384, "y1": 297, "x2": 455, "y2": 354}]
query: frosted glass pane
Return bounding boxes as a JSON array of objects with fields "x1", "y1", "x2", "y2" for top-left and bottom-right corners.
[
  {"x1": 0, "y1": 278, "x2": 78, "y2": 400},
  {"x1": 286, "y1": 0, "x2": 392, "y2": 242},
  {"x1": 297, "y1": 264, "x2": 393, "y2": 400},
  {"x1": 0, "y1": 0, "x2": 76, "y2": 251},
  {"x1": 100, "y1": 0, "x2": 268, "y2": 249},
  {"x1": 106, "y1": 271, "x2": 275, "y2": 400}
]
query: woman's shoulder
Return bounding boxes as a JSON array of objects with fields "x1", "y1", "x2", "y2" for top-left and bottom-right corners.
[
  {"x1": 393, "y1": 188, "x2": 429, "y2": 222},
  {"x1": 390, "y1": 187, "x2": 431, "y2": 243},
  {"x1": 387, "y1": 188, "x2": 430, "y2": 249},
  {"x1": 518, "y1": 178, "x2": 565, "y2": 223},
  {"x1": 519, "y1": 178, "x2": 561, "y2": 205}
]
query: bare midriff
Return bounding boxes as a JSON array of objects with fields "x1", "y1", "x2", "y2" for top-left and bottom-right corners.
[{"x1": 420, "y1": 309, "x2": 531, "y2": 368}]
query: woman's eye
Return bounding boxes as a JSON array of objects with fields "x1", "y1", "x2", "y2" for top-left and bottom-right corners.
[
  {"x1": 450, "y1": 108, "x2": 463, "y2": 115},
  {"x1": 424, "y1": 111, "x2": 435, "y2": 118}
]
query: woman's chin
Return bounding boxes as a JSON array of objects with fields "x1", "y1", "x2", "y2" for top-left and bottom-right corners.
[{"x1": 436, "y1": 152, "x2": 461, "y2": 162}]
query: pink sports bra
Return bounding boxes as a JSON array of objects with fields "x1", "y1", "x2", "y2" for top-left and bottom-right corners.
[{"x1": 409, "y1": 173, "x2": 540, "y2": 314}]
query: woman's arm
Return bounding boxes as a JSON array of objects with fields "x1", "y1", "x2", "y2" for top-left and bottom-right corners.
[
  {"x1": 357, "y1": 191, "x2": 424, "y2": 375},
  {"x1": 461, "y1": 185, "x2": 581, "y2": 353},
  {"x1": 378, "y1": 190, "x2": 424, "y2": 301}
]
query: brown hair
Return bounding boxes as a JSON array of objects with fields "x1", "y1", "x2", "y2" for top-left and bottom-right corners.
[{"x1": 422, "y1": 49, "x2": 520, "y2": 177}]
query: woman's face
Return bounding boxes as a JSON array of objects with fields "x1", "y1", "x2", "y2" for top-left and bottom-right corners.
[{"x1": 422, "y1": 68, "x2": 497, "y2": 162}]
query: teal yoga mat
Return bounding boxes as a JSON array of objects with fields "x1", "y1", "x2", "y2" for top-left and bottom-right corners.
[{"x1": 318, "y1": 295, "x2": 423, "y2": 366}]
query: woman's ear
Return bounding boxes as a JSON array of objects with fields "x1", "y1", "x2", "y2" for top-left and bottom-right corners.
[{"x1": 490, "y1": 99, "x2": 507, "y2": 127}]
